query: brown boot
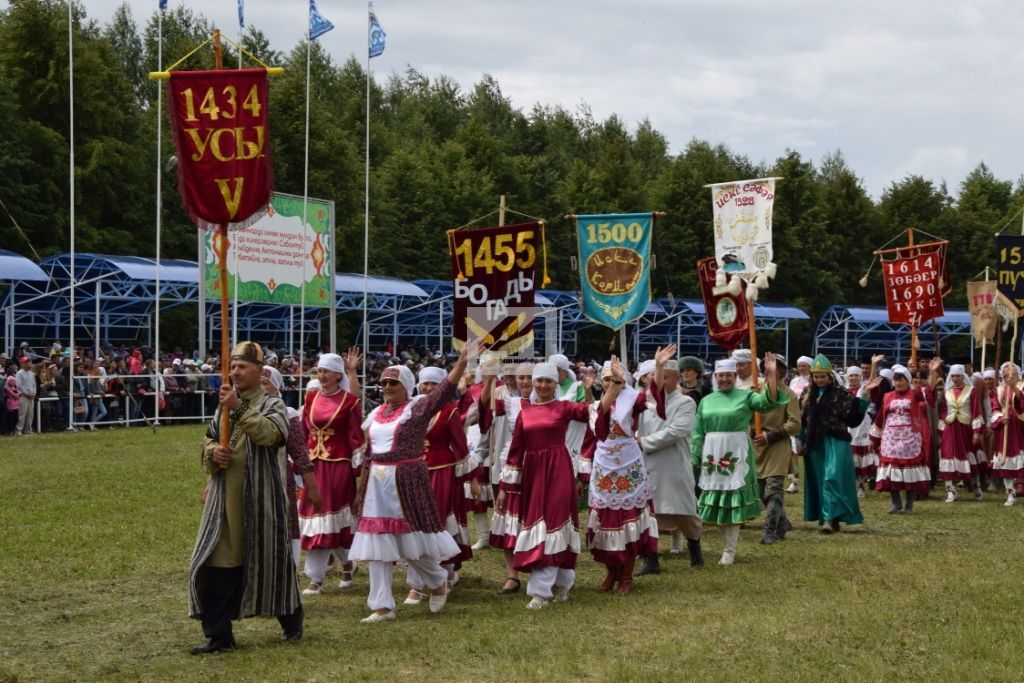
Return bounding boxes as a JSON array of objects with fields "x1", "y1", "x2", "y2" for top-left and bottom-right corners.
[
  {"x1": 599, "y1": 564, "x2": 619, "y2": 592},
  {"x1": 617, "y1": 559, "x2": 635, "y2": 595}
]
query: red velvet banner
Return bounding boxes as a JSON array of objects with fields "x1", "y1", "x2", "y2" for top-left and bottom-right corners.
[
  {"x1": 449, "y1": 222, "x2": 540, "y2": 355},
  {"x1": 883, "y1": 252, "x2": 945, "y2": 327},
  {"x1": 891, "y1": 241, "x2": 951, "y2": 298},
  {"x1": 166, "y1": 68, "x2": 273, "y2": 230},
  {"x1": 697, "y1": 256, "x2": 749, "y2": 351}
]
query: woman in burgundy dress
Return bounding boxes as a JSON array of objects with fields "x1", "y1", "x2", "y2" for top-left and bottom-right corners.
[
  {"x1": 349, "y1": 341, "x2": 482, "y2": 623},
  {"x1": 298, "y1": 349, "x2": 363, "y2": 596},
  {"x1": 494, "y1": 362, "x2": 595, "y2": 609},
  {"x1": 402, "y1": 366, "x2": 478, "y2": 606}
]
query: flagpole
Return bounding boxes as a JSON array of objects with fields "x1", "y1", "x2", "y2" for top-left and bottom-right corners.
[
  {"x1": 361, "y1": 6, "x2": 371, "y2": 392},
  {"x1": 67, "y1": 0, "x2": 76, "y2": 430},
  {"x1": 154, "y1": 7, "x2": 163, "y2": 428},
  {"x1": 300, "y1": 12, "x2": 312, "y2": 404}
]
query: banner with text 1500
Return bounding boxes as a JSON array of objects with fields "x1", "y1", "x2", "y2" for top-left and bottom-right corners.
[
  {"x1": 449, "y1": 221, "x2": 539, "y2": 354},
  {"x1": 166, "y1": 68, "x2": 272, "y2": 230},
  {"x1": 883, "y1": 252, "x2": 944, "y2": 327},
  {"x1": 575, "y1": 213, "x2": 653, "y2": 330}
]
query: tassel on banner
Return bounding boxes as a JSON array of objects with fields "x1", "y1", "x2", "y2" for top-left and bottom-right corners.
[
  {"x1": 746, "y1": 285, "x2": 760, "y2": 302},
  {"x1": 540, "y1": 220, "x2": 551, "y2": 287},
  {"x1": 447, "y1": 229, "x2": 465, "y2": 280},
  {"x1": 727, "y1": 276, "x2": 742, "y2": 297},
  {"x1": 715, "y1": 269, "x2": 727, "y2": 288}
]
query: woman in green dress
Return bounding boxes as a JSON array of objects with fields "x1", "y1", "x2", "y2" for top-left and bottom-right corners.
[
  {"x1": 691, "y1": 353, "x2": 786, "y2": 565},
  {"x1": 799, "y1": 354, "x2": 879, "y2": 533}
]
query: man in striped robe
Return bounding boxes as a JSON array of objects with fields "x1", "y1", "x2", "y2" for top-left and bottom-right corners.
[{"x1": 188, "y1": 341, "x2": 303, "y2": 654}]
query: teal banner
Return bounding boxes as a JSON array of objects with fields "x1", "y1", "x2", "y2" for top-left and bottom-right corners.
[{"x1": 575, "y1": 213, "x2": 653, "y2": 330}]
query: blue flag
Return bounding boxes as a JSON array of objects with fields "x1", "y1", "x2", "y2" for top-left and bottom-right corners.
[
  {"x1": 369, "y1": 2, "x2": 386, "y2": 58},
  {"x1": 309, "y1": 0, "x2": 334, "y2": 41},
  {"x1": 237, "y1": 0, "x2": 244, "y2": 28},
  {"x1": 159, "y1": 0, "x2": 168, "y2": 10},
  {"x1": 574, "y1": 213, "x2": 654, "y2": 330}
]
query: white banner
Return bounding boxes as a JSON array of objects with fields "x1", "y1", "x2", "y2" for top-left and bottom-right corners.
[{"x1": 710, "y1": 178, "x2": 777, "y2": 294}]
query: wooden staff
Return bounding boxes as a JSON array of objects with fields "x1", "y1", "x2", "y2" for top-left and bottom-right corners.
[
  {"x1": 748, "y1": 298, "x2": 761, "y2": 435},
  {"x1": 212, "y1": 30, "x2": 232, "y2": 453}
]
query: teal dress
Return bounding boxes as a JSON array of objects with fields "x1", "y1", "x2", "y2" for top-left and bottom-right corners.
[
  {"x1": 691, "y1": 386, "x2": 788, "y2": 525},
  {"x1": 801, "y1": 386, "x2": 867, "y2": 525}
]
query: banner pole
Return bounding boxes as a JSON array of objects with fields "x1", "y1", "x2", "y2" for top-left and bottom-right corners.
[
  {"x1": 981, "y1": 268, "x2": 989, "y2": 370},
  {"x1": 749, "y1": 298, "x2": 761, "y2": 435},
  {"x1": 67, "y1": 0, "x2": 76, "y2": 430},
  {"x1": 217, "y1": 225, "x2": 230, "y2": 451},
  {"x1": 907, "y1": 228, "x2": 918, "y2": 368},
  {"x1": 298, "y1": 11, "x2": 313, "y2": 404},
  {"x1": 361, "y1": 11, "x2": 371, "y2": 395},
  {"x1": 619, "y1": 327, "x2": 628, "y2": 368}
]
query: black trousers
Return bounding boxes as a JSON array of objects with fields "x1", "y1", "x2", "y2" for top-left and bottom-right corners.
[{"x1": 200, "y1": 566, "x2": 303, "y2": 644}]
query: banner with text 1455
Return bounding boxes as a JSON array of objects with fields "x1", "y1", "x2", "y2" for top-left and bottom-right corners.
[{"x1": 883, "y1": 252, "x2": 944, "y2": 327}]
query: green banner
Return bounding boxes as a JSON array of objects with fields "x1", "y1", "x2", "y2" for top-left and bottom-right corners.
[
  {"x1": 575, "y1": 213, "x2": 653, "y2": 330},
  {"x1": 204, "y1": 193, "x2": 334, "y2": 307}
]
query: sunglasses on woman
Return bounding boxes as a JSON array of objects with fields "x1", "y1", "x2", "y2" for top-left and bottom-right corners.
[{"x1": 380, "y1": 379, "x2": 401, "y2": 387}]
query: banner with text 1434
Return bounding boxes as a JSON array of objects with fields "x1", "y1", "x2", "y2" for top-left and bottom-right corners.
[
  {"x1": 167, "y1": 68, "x2": 273, "y2": 231},
  {"x1": 449, "y1": 222, "x2": 540, "y2": 355},
  {"x1": 575, "y1": 213, "x2": 653, "y2": 330},
  {"x1": 882, "y1": 252, "x2": 944, "y2": 327}
]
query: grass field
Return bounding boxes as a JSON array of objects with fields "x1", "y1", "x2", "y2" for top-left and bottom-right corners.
[{"x1": 2, "y1": 425, "x2": 1023, "y2": 682}]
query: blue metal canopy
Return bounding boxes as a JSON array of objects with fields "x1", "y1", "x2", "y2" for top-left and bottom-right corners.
[
  {"x1": 0, "y1": 249, "x2": 48, "y2": 281},
  {"x1": 813, "y1": 304, "x2": 972, "y2": 368}
]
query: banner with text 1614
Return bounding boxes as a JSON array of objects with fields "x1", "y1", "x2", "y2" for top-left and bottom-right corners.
[
  {"x1": 449, "y1": 222, "x2": 540, "y2": 355},
  {"x1": 883, "y1": 252, "x2": 944, "y2": 327}
]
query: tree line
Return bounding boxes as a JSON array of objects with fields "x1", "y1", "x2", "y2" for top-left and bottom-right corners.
[{"x1": 1, "y1": 0, "x2": 1022, "y2": 355}]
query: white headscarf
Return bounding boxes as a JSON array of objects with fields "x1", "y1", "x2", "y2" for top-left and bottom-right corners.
[
  {"x1": 731, "y1": 349, "x2": 752, "y2": 363},
  {"x1": 418, "y1": 366, "x2": 447, "y2": 387},
  {"x1": 305, "y1": 378, "x2": 321, "y2": 393},
  {"x1": 879, "y1": 368, "x2": 894, "y2": 382},
  {"x1": 715, "y1": 359, "x2": 738, "y2": 374},
  {"x1": 890, "y1": 364, "x2": 911, "y2": 383},
  {"x1": 316, "y1": 353, "x2": 350, "y2": 392},
  {"x1": 945, "y1": 364, "x2": 966, "y2": 391},
  {"x1": 381, "y1": 365, "x2": 416, "y2": 397},
  {"x1": 634, "y1": 360, "x2": 656, "y2": 383},
  {"x1": 548, "y1": 353, "x2": 576, "y2": 382},
  {"x1": 846, "y1": 366, "x2": 862, "y2": 377},
  {"x1": 530, "y1": 362, "x2": 562, "y2": 404},
  {"x1": 797, "y1": 355, "x2": 813, "y2": 367},
  {"x1": 984, "y1": 369, "x2": 997, "y2": 380}
]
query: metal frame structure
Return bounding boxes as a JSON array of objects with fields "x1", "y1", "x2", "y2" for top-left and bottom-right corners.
[
  {"x1": 813, "y1": 304, "x2": 972, "y2": 368},
  {"x1": 632, "y1": 298, "x2": 811, "y2": 360}
]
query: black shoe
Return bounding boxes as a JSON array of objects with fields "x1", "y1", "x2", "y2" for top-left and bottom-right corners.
[
  {"x1": 190, "y1": 638, "x2": 236, "y2": 655},
  {"x1": 686, "y1": 539, "x2": 704, "y2": 569},
  {"x1": 636, "y1": 555, "x2": 661, "y2": 576},
  {"x1": 497, "y1": 577, "x2": 521, "y2": 595},
  {"x1": 281, "y1": 631, "x2": 303, "y2": 642},
  {"x1": 775, "y1": 518, "x2": 792, "y2": 541}
]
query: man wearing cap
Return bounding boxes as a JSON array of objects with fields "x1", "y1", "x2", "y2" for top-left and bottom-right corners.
[
  {"x1": 188, "y1": 341, "x2": 303, "y2": 654},
  {"x1": 731, "y1": 349, "x2": 760, "y2": 391},
  {"x1": 548, "y1": 353, "x2": 587, "y2": 474},
  {"x1": 15, "y1": 356, "x2": 37, "y2": 435},
  {"x1": 752, "y1": 355, "x2": 800, "y2": 544},
  {"x1": 637, "y1": 359, "x2": 705, "y2": 571},
  {"x1": 678, "y1": 356, "x2": 710, "y2": 405}
]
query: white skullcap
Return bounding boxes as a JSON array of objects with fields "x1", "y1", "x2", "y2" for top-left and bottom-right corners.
[
  {"x1": 731, "y1": 349, "x2": 752, "y2": 363},
  {"x1": 797, "y1": 355, "x2": 813, "y2": 367},
  {"x1": 265, "y1": 366, "x2": 284, "y2": 390},
  {"x1": 418, "y1": 366, "x2": 447, "y2": 386},
  {"x1": 200, "y1": 364, "x2": 213, "y2": 372},
  {"x1": 879, "y1": 369, "x2": 894, "y2": 381},
  {"x1": 548, "y1": 353, "x2": 572, "y2": 371},
  {"x1": 317, "y1": 353, "x2": 344, "y2": 374},
  {"x1": 715, "y1": 359, "x2": 738, "y2": 374},
  {"x1": 381, "y1": 365, "x2": 416, "y2": 397},
  {"x1": 515, "y1": 362, "x2": 535, "y2": 376},
  {"x1": 971, "y1": 372, "x2": 983, "y2": 382},
  {"x1": 305, "y1": 379, "x2": 321, "y2": 393},
  {"x1": 532, "y1": 362, "x2": 559, "y2": 382},
  {"x1": 984, "y1": 369, "x2": 997, "y2": 379},
  {"x1": 172, "y1": 358, "x2": 181, "y2": 366},
  {"x1": 846, "y1": 366, "x2": 862, "y2": 376},
  {"x1": 948, "y1": 364, "x2": 966, "y2": 377},
  {"x1": 635, "y1": 360, "x2": 656, "y2": 380},
  {"x1": 890, "y1": 364, "x2": 911, "y2": 382}
]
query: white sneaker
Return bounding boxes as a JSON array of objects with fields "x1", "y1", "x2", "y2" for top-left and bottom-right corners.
[
  {"x1": 669, "y1": 530, "x2": 685, "y2": 554},
  {"x1": 975, "y1": 487, "x2": 984, "y2": 500},
  {"x1": 447, "y1": 572, "x2": 459, "y2": 590},
  {"x1": 945, "y1": 489, "x2": 957, "y2": 503},
  {"x1": 552, "y1": 586, "x2": 571, "y2": 603},
  {"x1": 338, "y1": 564, "x2": 358, "y2": 588},
  {"x1": 526, "y1": 597, "x2": 548, "y2": 610},
  {"x1": 471, "y1": 538, "x2": 490, "y2": 551},
  {"x1": 856, "y1": 487, "x2": 865, "y2": 499},
  {"x1": 785, "y1": 482, "x2": 798, "y2": 494},
  {"x1": 360, "y1": 610, "x2": 396, "y2": 624},
  {"x1": 718, "y1": 550, "x2": 735, "y2": 566},
  {"x1": 403, "y1": 589, "x2": 426, "y2": 606},
  {"x1": 428, "y1": 589, "x2": 448, "y2": 614},
  {"x1": 1005, "y1": 493, "x2": 1016, "y2": 507},
  {"x1": 301, "y1": 582, "x2": 323, "y2": 596}
]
